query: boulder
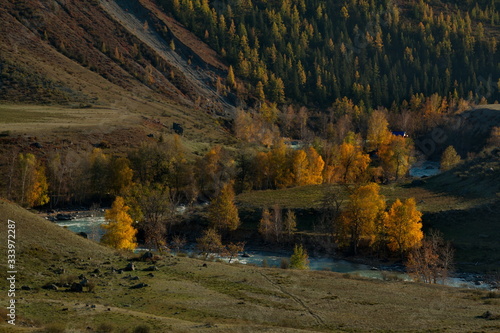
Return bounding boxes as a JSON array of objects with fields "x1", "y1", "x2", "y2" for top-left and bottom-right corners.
[
  {"x1": 42, "y1": 284, "x2": 59, "y2": 291},
  {"x1": 141, "y1": 251, "x2": 154, "y2": 261},
  {"x1": 70, "y1": 282, "x2": 83, "y2": 292},
  {"x1": 130, "y1": 283, "x2": 148, "y2": 289},
  {"x1": 144, "y1": 266, "x2": 159, "y2": 272},
  {"x1": 124, "y1": 263, "x2": 135, "y2": 271}
]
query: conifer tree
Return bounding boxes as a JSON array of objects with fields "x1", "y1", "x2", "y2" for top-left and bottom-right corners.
[
  {"x1": 289, "y1": 244, "x2": 309, "y2": 270},
  {"x1": 101, "y1": 196, "x2": 137, "y2": 250},
  {"x1": 227, "y1": 65, "x2": 236, "y2": 89},
  {"x1": 208, "y1": 182, "x2": 240, "y2": 231}
]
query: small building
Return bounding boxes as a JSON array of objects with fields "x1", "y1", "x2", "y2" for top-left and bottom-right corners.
[{"x1": 391, "y1": 131, "x2": 408, "y2": 138}]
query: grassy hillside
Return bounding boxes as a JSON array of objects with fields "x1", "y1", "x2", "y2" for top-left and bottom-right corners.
[{"x1": 1, "y1": 200, "x2": 500, "y2": 332}]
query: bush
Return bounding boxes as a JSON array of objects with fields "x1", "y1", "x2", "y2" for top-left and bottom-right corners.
[
  {"x1": 381, "y1": 271, "x2": 403, "y2": 281},
  {"x1": 262, "y1": 258, "x2": 269, "y2": 267},
  {"x1": 280, "y1": 259, "x2": 289, "y2": 269},
  {"x1": 96, "y1": 323, "x2": 115, "y2": 332},
  {"x1": 289, "y1": 244, "x2": 309, "y2": 270},
  {"x1": 133, "y1": 325, "x2": 151, "y2": 333}
]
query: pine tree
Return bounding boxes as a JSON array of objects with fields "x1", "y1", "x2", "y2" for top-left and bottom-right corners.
[{"x1": 197, "y1": 228, "x2": 223, "y2": 259}]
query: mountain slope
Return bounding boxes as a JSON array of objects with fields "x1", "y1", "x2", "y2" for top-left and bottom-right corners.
[{"x1": 0, "y1": 0, "x2": 233, "y2": 114}]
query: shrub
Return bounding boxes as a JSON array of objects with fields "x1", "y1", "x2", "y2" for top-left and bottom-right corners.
[
  {"x1": 96, "y1": 323, "x2": 115, "y2": 332},
  {"x1": 280, "y1": 259, "x2": 289, "y2": 269},
  {"x1": 133, "y1": 325, "x2": 152, "y2": 333},
  {"x1": 289, "y1": 244, "x2": 309, "y2": 270},
  {"x1": 262, "y1": 258, "x2": 269, "y2": 267}
]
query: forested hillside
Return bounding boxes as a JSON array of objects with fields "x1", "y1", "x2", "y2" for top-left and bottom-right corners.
[{"x1": 160, "y1": 0, "x2": 499, "y2": 107}]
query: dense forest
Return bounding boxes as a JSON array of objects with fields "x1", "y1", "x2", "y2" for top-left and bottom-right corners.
[{"x1": 159, "y1": 0, "x2": 499, "y2": 107}]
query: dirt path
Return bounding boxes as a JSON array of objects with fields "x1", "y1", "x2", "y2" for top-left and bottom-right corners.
[
  {"x1": 258, "y1": 271, "x2": 326, "y2": 327},
  {"x1": 99, "y1": 0, "x2": 234, "y2": 115}
]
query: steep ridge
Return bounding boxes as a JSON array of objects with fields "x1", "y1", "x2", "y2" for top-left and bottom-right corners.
[
  {"x1": 99, "y1": 0, "x2": 234, "y2": 115},
  {"x1": 0, "y1": 0, "x2": 233, "y2": 115}
]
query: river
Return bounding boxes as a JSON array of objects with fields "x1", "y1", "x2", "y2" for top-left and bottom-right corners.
[{"x1": 54, "y1": 216, "x2": 494, "y2": 290}]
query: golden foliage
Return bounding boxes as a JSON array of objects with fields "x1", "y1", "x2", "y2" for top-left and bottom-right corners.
[
  {"x1": 379, "y1": 135, "x2": 413, "y2": 180},
  {"x1": 366, "y1": 109, "x2": 391, "y2": 151},
  {"x1": 338, "y1": 183, "x2": 386, "y2": 254},
  {"x1": 18, "y1": 153, "x2": 50, "y2": 208},
  {"x1": 384, "y1": 198, "x2": 423, "y2": 254},
  {"x1": 208, "y1": 182, "x2": 240, "y2": 231},
  {"x1": 332, "y1": 142, "x2": 370, "y2": 183},
  {"x1": 101, "y1": 196, "x2": 137, "y2": 250}
]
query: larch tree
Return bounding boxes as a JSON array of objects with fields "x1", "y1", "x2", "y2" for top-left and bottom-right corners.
[
  {"x1": 258, "y1": 208, "x2": 273, "y2": 242},
  {"x1": 289, "y1": 244, "x2": 309, "y2": 270},
  {"x1": 440, "y1": 145, "x2": 461, "y2": 171},
  {"x1": 208, "y1": 182, "x2": 240, "y2": 232},
  {"x1": 283, "y1": 209, "x2": 297, "y2": 241},
  {"x1": 197, "y1": 228, "x2": 223, "y2": 259},
  {"x1": 227, "y1": 65, "x2": 236, "y2": 89},
  {"x1": 384, "y1": 198, "x2": 423, "y2": 256},
  {"x1": 338, "y1": 183, "x2": 386, "y2": 254},
  {"x1": 101, "y1": 196, "x2": 137, "y2": 250}
]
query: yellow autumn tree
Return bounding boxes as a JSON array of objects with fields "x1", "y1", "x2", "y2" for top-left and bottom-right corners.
[
  {"x1": 334, "y1": 142, "x2": 370, "y2": 183},
  {"x1": 338, "y1": 183, "x2": 386, "y2": 254},
  {"x1": 385, "y1": 198, "x2": 423, "y2": 256},
  {"x1": 28, "y1": 165, "x2": 50, "y2": 208},
  {"x1": 366, "y1": 109, "x2": 392, "y2": 151},
  {"x1": 379, "y1": 135, "x2": 414, "y2": 180},
  {"x1": 227, "y1": 65, "x2": 236, "y2": 89},
  {"x1": 18, "y1": 153, "x2": 50, "y2": 207},
  {"x1": 208, "y1": 182, "x2": 240, "y2": 232},
  {"x1": 292, "y1": 149, "x2": 309, "y2": 186},
  {"x1": 305, "y1": 146, "x2": 325, "y2": 184},
  {"x1": 101, "y1": 196, "x2": 137, "y2": 250}
]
